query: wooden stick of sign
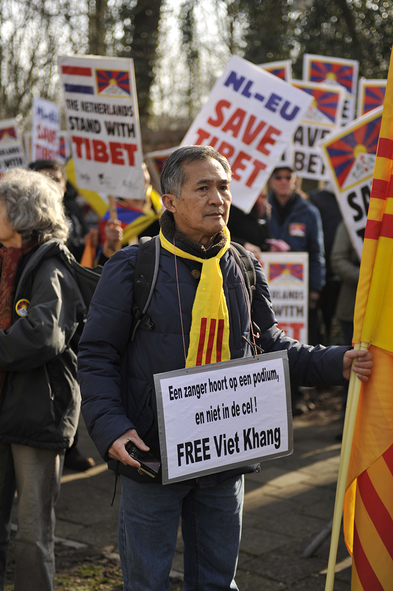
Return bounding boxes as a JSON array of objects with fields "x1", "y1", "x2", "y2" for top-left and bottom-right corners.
[
  {"x1": 107, "y1": 195, "x2": 122, "y2": 253},
  {"x1": 108, "y1": 195, "x2": 118, "y2": 221}
]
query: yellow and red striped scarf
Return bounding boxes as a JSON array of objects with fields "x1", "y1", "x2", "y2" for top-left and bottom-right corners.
[{"x1": 159, "y1": 228, "x2": 231, "y2": 368}]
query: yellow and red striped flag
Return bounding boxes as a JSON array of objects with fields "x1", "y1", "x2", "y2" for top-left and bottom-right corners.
[{"x1": 342, "y1": 48, "x2": 393, "y2": 590}]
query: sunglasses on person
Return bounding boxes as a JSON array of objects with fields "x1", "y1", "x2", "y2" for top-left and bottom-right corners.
[{"x1": 274, "y1": 174, "x2": 292, "y2": 181}]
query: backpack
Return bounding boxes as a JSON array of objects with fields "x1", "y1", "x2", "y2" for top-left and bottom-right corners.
[
  {"x1": 130, "y1": 235, "x2": 257, "y2": 342},
  {"x1": 58, "y1": 250, "x2": 103, "y2": 351}
]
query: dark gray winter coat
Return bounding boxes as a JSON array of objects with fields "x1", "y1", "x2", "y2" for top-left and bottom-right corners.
[{"x1": 0, "y1": 240, "x2": 85, "y2": 449}]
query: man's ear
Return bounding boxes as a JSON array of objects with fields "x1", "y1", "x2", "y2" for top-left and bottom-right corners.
[{"x1": 162, "y1": 193, "x2": 177, "y2": 213}]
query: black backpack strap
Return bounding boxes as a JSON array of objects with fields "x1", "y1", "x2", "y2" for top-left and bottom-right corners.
[
  {"x1": 130, "y1": 235, "x2": 160, "y2": 341},
  {"x1": 230, "y1": 242, "x2": 263, "y2": 354},
  {"x1": 230, "y1": 242, "x2": 256, "y2": 304}
]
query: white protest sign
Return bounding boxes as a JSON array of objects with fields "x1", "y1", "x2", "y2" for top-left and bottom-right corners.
[
  {"x1": 182, "y1": 55, "x2": 313, "y2": 214},
  {"x1": 259, "y1": 252, "x2": 309, "y2": 343},
  {"x1": 318, "y1": 107, "x2": 382, "y2": 260},
  {"x1": 58, "y1": 54, "x2": 145, "y2": 198},
  {"x1": 25, "y1": 130, "x2": 70, "y2": 163},
  {"x1": 291, "y1": 81, "x2": 344, "y2": 180},
  {"x1": 0, "y1": 119, "x2": 26, "y2": 174},
  {"x1": 357, "y1": 78, "x2": 386, "y2": 118},
  {"x1": 303, "y1": 54, "x2": 359, "y2": 126},
  {"x1": 31, "y1": 97, "x2": 60, "y2": 161},
  {"x1": 155, "y1": 352, "x2": 292, "y2": 484}
]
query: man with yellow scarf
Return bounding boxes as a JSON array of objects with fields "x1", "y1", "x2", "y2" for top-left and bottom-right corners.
[{"x1": 78, "y1": 146, "x2": 372, "y2": 591}]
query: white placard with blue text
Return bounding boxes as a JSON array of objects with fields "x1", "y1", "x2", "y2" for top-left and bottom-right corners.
[
  {"x1": 181, "y1": 55, "x2": 313, "y2": 214},
  {"x1": 154, "y1": 352, "x2": 292, "y2": 484},
  {"x1": 31, "y1": 97, "x2": 60, "y2": 162}
]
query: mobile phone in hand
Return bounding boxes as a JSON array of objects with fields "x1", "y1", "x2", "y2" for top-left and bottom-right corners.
[{"x1": 125, "y1": 442, "x2": 161, "y2": 478}]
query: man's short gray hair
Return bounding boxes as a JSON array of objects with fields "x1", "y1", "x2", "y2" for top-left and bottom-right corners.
[
  {"x1": 160, "y1": 145, "x2": 232, "y2": 197},
  {"x1": 0, "y1": 168, "x2": 70, "y2": 244}
]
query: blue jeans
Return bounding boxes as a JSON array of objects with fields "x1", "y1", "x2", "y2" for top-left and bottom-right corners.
[{"x1": 119, "y1": 475, "x2": 244, "y2": 591}]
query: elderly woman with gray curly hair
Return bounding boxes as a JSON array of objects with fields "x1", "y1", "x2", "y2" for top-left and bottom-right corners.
[{"x1": 0, "y1": 168, "x2": 86, "y2": 591}]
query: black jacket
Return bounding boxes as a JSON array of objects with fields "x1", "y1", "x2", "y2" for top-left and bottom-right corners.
[
  {"x1": 228, "y1": 204, "x2": 270, "y2": 251},
  {"x1": 0, "y1": 240, "x2": 86, "y2": 449}
]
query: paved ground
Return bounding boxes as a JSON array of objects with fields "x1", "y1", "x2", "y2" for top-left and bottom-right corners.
[{"x1": 10, "y1": 388, "x2": 352, "y2": 589}]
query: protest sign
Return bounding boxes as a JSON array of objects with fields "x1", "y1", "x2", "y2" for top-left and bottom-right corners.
[
  {"x1": 31, "y1": 97, "x2": 60, "y2": 161},
  {"x1": 259, "y1": 60, "x2": 292, "y2": 82},
  {"x1": 65, "y1": 158, "x2": 108, "y2": 217},
  {"x1": 155, "y1": 352, "x2": 292, "y2": 484},
  {"x1": 0, "y1": 119, "x2": 26, "y2": 174},
  {"x1": 25, "y1": 130, "x2": 70, "y2": 163},
  {"x1": 182, "y1": 55, "x2": 313, "y2": 213},
  {"x1": 357, "y1": 78, "x2": 387, "y2": 117},
  {"x1": 259, "y1": 252, "x2": 309, "y2": 343},
  {"x1": 58, "y1": 54, "x2": 145, "y2": 198},
  {"x1": 318, "y1": 107, "x2": 382, "y2": 259},
  {"x1": 291, "y1": 81, "x2": 344, "y2": 180},
  {"x1": 303, "y1": 54, "x2": 359, "y2": 125}
]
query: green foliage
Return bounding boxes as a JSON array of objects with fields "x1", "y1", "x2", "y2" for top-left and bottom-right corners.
[
  {"x1": 294, "y1": 0, "x2": 392, "y2": 78},
  {"x1": 0, "y1": 0, "x2": 87, "y2": 123},
  {"x1": 113, "y1": 0, "x2": 163, "y2": 123},
  {"x1": 240, "y1": 0, "x2": 296, "y2": 65},
  {"x1": 179, "y1": 0, "x2": 201, "y2": 119},
  {"x1": 236, "y1": 0, "x2": 393, "y2": 79}
]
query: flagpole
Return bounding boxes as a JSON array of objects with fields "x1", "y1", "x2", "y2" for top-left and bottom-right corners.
[{"x1": 324, "y1": 342, "x2": 368, "y2": 591}]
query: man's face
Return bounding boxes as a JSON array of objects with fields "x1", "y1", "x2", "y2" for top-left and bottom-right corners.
[
  {"x1": 269, "y1": 168, "x2": 296, "y2": 203},
  {"x1": 162, "y1": 157, "x2": 232, "y2": 247}
]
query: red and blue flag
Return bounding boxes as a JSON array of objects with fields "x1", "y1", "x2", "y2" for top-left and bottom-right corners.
[
  {"x1": 363, "y1": 84, "x2": 386, "y2": 115},
  {"x1": 61, "y1": 65, "x2": 94, "y2": 95},
  {"x1": 96, "y1": 70, "x2": 131, "y2": 96},
  {"x1": 308, "y1": 60, "x2": 355, "y2": 94},
  {"x1": 269, "y1": 264, "x2": 304, "y2": 282},
  {"x1": 325, "y1": 117, "x2": 381, "y2": 189},
  {"x1": 0, "y1": 127, "x2": 16, "y2": 142}
]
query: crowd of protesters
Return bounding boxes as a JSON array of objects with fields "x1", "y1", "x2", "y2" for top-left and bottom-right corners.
[{"x1": 0, "y1": 153, "x2": 368, "y2": 591}]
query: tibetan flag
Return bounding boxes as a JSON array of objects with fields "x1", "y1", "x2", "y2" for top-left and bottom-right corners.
[
  {"x1": 259, "y1": 60, "x2": 291, "y2": 82},
  {"x1": 98, "y1": 188, "x2": 162, "y2": 246},
  {"x1": 96, "y1": 69, "x2": 131, "y2": 97},
  {"x1": 324, "y1": 116, "x2": 381, "y2": 190},
  {"x1": 263, "y1": 66, "x2": 287, "y2": 81},
  {"x1": 342, "y1": 47, "x2": 393, "y2": 590},
  {"x1": 308, "y1": 58, "x2": 355, "y2": 94},
  {"x1": 0, "y1": 127, "x2": 17, "y2": 142},
  {"x1": 363, "y1": 83, "x2": 387, "y2": 116},
  {"x1": 269, "y1": 263, "x2": 303, "y2": 282},
  {"x1": 292, "y1": 83, "x2": 342, "y2": 124}
]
